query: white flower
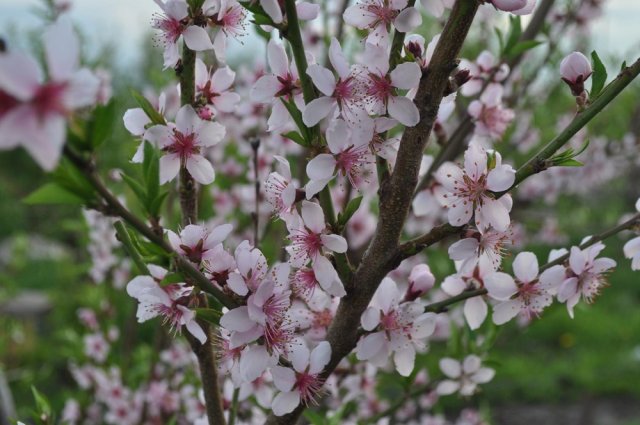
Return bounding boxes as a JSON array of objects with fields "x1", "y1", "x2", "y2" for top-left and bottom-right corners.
[
  {"x1": 144, "y1": 104, "x2": 225, "y2": 185},
  {"x1": 436, "y1": 355, "x2": 495, "y2": 396},
  {"x1": 343, "y1": 0, "x2": 422, "y2": 47},
  {"x1": 271, "y1": 341, "x2": 331, "y2": 416}
]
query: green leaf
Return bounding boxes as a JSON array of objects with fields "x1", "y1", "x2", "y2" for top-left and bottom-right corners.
[
  {"x1": 161, "y1": 273, "x2": 186, "y2": 285},
  {"x1": 31, "y1": 386, "x2": 52, "y2": 418},
  {"x1": 143, "y1": 141, "x2": 160, "y2": 205},
  {"x1": 131, "y1": 89, "x2": 166, "y2": 125},
  {"x1": 554, "y1": 158, "x2": 583, "y2": 167},
  {"x1": 251, "y1": 13, "x2": 275, "y2": 26},
  {"x1": 149, "y1": 191, "x2": 169, "y2": 217},
  {"x1": 494, "y1": 28, "x2": 504, "y2": 54},
  {"x1": 88, "y1": 101, "x2": 117, "y2": 148},
  {"x1": 114, "y1": 221, "x2": 150, "y2": 274},
  {"x1": 503, "y1": 16, "x2": 522, "y2": 57},
  {"x1": 52, "y1": 158, "x2": 96, "y2": 201},
  {"x1": 282, "y1": 131, "x2": 309, "y2": 147},
  {"x1": 23, "y1": 183, "x2": 86, "y2": 205},
  {"x1": 281, "y1": 98, "x2": 312, "y2": 144},
  {"x1": 508, "y1": 39, "x2": 544, "y2": 58},
  {"x1": 337, "y1": 196, "x2": 363, "y2": 226},
  {"x1": 196, "y1": 308, "x2": 222, "y2": 326},
  {"x1": 187, "y1": 0, "x2": 205, "y2": 11},
  {"x1": 121, "y1": 172, "x2": 147, "y2": 204},
  {"x1": 303, "y1": 410, "x2": 327, "y2": 425},
  {"x1": 590, "y1": 51, "x2": 607, "y2": 98}
]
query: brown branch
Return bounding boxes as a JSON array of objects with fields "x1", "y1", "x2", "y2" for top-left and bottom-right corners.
[{"x1": 264, "y1": 2, "x2": 480, "y2": 423}]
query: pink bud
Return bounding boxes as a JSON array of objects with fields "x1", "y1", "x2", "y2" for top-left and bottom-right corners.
[
  {"x1": 491, "y1": 0, "x2": 527, "y2": 12},
  {"x1": 405, "y1": 264, "x2": 435, "y2": 301},
  {"x1": 560, "y1": 51, "x2": 592, "y2": 96}
]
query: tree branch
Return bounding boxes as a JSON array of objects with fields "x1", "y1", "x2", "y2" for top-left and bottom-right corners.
[{"x1": 264, "y1": 2, "x2": 480, "y2": 423}]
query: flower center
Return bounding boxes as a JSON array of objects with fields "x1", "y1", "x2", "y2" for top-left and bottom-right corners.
[
  {"x1": 33, "y1": 82, "x2": 67, "y2": 119},
  {"x1": 295, "y1": 371, "x2": 322, "y2": 404},
  {"x1": 165, "y1": 129, "x2": 200, "y2": 161}
]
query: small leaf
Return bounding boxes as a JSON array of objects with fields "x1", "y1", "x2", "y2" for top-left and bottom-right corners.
[
  {"x1": 508, "y1": 39, "x2": 544, "y2": 58},
  {"x1": 88, "y1": 101, "x2": 117, "y2": 148},
  {"x1": 281, "y1": 98, "x2": 312, "y2": 143},
  {"x1": 149, "y1": 191, "x2": 170, "y2": 217},
  {"x1": 503, "y1": 16, "x2": 522, "y2": 57},
  {"x1": 143, "y1": 141, "x2": 160, "y2": 204},
  {"x1": 554, "y1": 158, "x2": 583, "y2": 167},
  {"x1": 494, "y1": 28, "x2": 504, "y2": 54},
  {"x1": 282, "y1": 131, "x2": 309, "y2": 147},
  {"x1": 337, "y1": 196, "x2": 363, "y2": 226},
  {"x1": 303, "y1": 410, "x2": 327, "y2": 425},
  {"x1": 196, "y1": 308, "x2": 222, "y2": 326},
  {"x1": 31, "y1": 386, "x2": 52, "y2": 418},
  {"x1": 590, "y1": 51, "x2": 607, "y2": 98},
  {"x1": 121, "y1": 172, "x2": 147, "y2": 204},
  {"x1": 161, "y1": 273, "x2": 186, "y2": 285},
  {"x1": 131, "y1": 89, "x2": 166, "y2": 125},
  {"x1": 23, "y1": 183, "x2": 86, "y2": 205}
]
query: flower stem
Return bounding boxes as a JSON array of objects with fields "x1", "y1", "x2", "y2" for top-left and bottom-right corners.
[{"x1": 178, "y1": 41, "x2": 198, "y2": 225}]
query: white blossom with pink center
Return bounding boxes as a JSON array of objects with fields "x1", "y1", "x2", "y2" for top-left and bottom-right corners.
[
  {"x1": 0, "y1": 17, "x2": 99, "y2": 171},
  {"x1": 305, "y1": 119, "x2": 372, "y2": 198},
  {"x1": 484, "y1": 252, "x2": 563, "y2": 324},
  {"x1": 343, "y1": 0, "x2": 422, "y2": 47},
  {"x1": 284, "y1": 201, "x2": 348, "y2": 297},
  {"x1": 144, "y1": 104, "x2": 225, "y2": 185},
  {"x1": 460, "y1": 50, "x2": 509, "y2": 97},
  {"x1": 437, "y1": 142, "x2": 515, "y2": 231},
  {"x1": 467, "y1": 83, "x2": 515, "y2": 141},
  {"x1": 251, "y1": 39, "x2": 304, "y2": 132},
  {"x1": 152, "y1": 0, "x2": 214, "y2": 69},
  {"x1": 557, "y1": 242, "x2": 616, "y2": 318},
  {"x1": 441, "y1": 256, "x2": 494, "y2": 330},
  {"x1": 206, "y1": 0, "x2": 247, "y2": 63},
  {"x1": 265, "y1": 155, "x2": 298, "y2": 217},
  {"x1": 448, "y1": 226, "x2": 513, "y2": 270},
  {"x1": 356, "y1": 278, "x2": 437, "y2": 376},
  {"x1": 361, "y1": 43, "x2": 422, "y2": 126},
  {"x1": 123, "y1": 90, "x2": 174, "y2": 163},
  {"x1": 126, "y1": 265, "x2": 207, "y2": 344},
  {"x1": 195, "y1": 59, "x2": 240, "y2": 114},
  {"x1": 167, "y1": 223, "x2": 233, "y2": 265},
  {"x1": 303, "y1": 38, "x2": 368, "y2": 127},
  {"x1": 405, "y1": 263, "x2": 435, "y2": 301},
  {"x1": 226, "y1": 240, "x2": 268, "y2": 296},
  {"x1": 436, "y1": 355, "x2": 495, "y2": 396},
  {"x1": 270, "y1": 341, "x2": 331, "y2": 416}
]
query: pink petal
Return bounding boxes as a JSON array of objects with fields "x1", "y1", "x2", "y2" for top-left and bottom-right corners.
[
  {"x1": 448, "y1": 238, "x2": 479, "y2": 261},
  {"x1": 0, "y1": 52, "x2": 42, "y2": 100},
  {"x1": 479, "y1": 197, "x2": 510, "y2": 232},
  {"x1": 220, "y1": 306, "x2": 255, "y2": 332},
  {"x1": 123, "y1": 108, "x2": 150, "y2": 136},
  {"x1": 306, "y1": 65, "x2": 336, "y2": 96},
  {"x1": 361, "y1": 307, "x2": 381, "y2": 331},
  {"x1": 492, "y1": 299, "x2": 522, "y2": 325},
  {"x1": 251, "y1": 75, "x2": 281, "y2": 102},
  {"x1": 320, "y1": 234, "x2": 348, "y2": 253},
  {"x1": 197, "y1": 121, "x2": 226, "y2": 147},
  {"x1": 393, "y1": 7, "x2": 422, "y2": 32},
  {"x1": 464, "y1": 296, "x2": 487, "y2": 330},
  {"x1": 309, "y1": 341, "x2": 331, "y2": 374},
  {"x1": 159, "y1": 154, "x2": 181, "y2": 184},
  {"x1": 261, "y1": 0, "x2": 283, "y2": 23},
  {"x1": 390, "y1": 62, "x2": 422, "y2": 90},
  {"x1": 185, "y1": 319, "x2": 207, "y2": 344},
  {"x1": 271, "y1": 391, "x2": 300, "y2": 417},
  {"x1": 289, "y1": 343, "x2": 310, "y2": 373},
  {"x1": 388, "y1": 96, "x2": 420, "y2": 127},
  {"x1": 183, "y1": 26, "x2": 214, "y2": 51},
  {"x1": 439, "y1": 358, "x2": 462, "y2": 378},
  {"x1": 301, "y1": 200, "x2": 326, "y2": 233},
  {"x1": 302, "y1": 96, "x2": 336, "y2": 126},
  {"x1": 512, "y1": 251, "x2": 538, "y2": 283},
  {"x1": 329, "y1": 38, "x2": 350, "y2": 79},
  {"x1": 394, "y1": 346, "x2": 416, "y2": 377},
  {"x1": 44, "y1": 17, "x2": 79, "y2": 81},
  {"x1": 484, "y1": 272, "x2": 518, "y2": 300},
  {"x1": 271, "y1": 366, "x2": 296, "y2": 392},
  {"x1": 296, "y1": 2, "x2": 319, "y2": 20},
  {"x1": 186, "y1": 154, "x2": 215, "y2": 185}
]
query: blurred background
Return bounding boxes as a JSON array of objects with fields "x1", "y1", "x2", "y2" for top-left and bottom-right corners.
[{"x1": 1, "y1": 0, "x2": 640, "y2": 424}]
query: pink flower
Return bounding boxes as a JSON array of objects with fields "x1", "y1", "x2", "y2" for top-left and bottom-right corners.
[
  {"x1": 557, "y1": 242, "x2": 616, "y2": 318},
  {"x1": 152, "y1": 0, "x2": 214, "y2": 69},
  {"x1": 460, "y1": 51, "x2": 509, "y2": 97},
  {"x1": 305, "y1": 119, "x2": 372, "y2": 198},
  {"x1": 265, "y1": 155, "x2": 298, "y2": 216},
  {"x1": 195, "y1": 59, "x2": 240, "y2": 114},
  {"x1": 303, "y1": 38, "x2": 367, "y2": 126},
  {"x1": 468, "y1": 83, "x2": 515, "y2": 141},
  {"x1": 0, "y1": 17, "x2": 99, "y2": 170},
  {"x1": 207, "y1": 0, "x2": 247, "y2": 63},
  {"x1": 448, "y1": 227, "x2": 513, "y2": 270},
  {"x1": 84, "y1": 333, "x2": 109, "y2": 363},
  {"x1": 126, "y1": 265, "x2": 207, "y2": 344},
  {"x1": 356, "y1": 278, "x2": 436, "y2": 376},
  {"x1": 226, "y1": 240, "x2": 268, "y2": 296},
  {"x1": 251, "y1": 39, "x2": 303, "y2": 132},
  {"x1": 144, "y1": 104, "x2": 225, "y2": 185},
  {"x1": 483, "y1": 252, "x2": 561, "y2": 324},
  {"x1": 437, "y1": 142, "x2": 515, "y2": 231},
  {"x1": 285, "y1": 201, "x2": 347, "y2": 297},
  {"x1": 343, "y1": 0, "x2": 422, "y2": 47},
  {"x1": 441, "y1": 257, "x2": 494, "y2": 330},
  {"x1": 436, "y1": 355, "x2": 495, "y2": 396},
  {"x1": 362, "y1": 43, "x2": 422, "y2": 126},
  {"x1": 167, "y1": 223, "x2": 233, "y2": 265},
  {"x1": 560, "y1": 51, "x2": 593, "y2": 96},
  {"x1": 270, "y1": 341, "x2": 331, "y2": 416},
  {"x1": 405, "y1": 264, "x2": 435, "y2": 301}
]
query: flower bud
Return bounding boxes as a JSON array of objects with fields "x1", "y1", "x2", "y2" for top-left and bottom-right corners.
[
  {"x1": 405, "y1": 264, "x2": 435, "y2": 301},
  {"x1": 560, "y1": 52, "x2": 592, "y2": 96},
  {"x1": 490, "y1": 0, "x2": 527, "y2": 12}
]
